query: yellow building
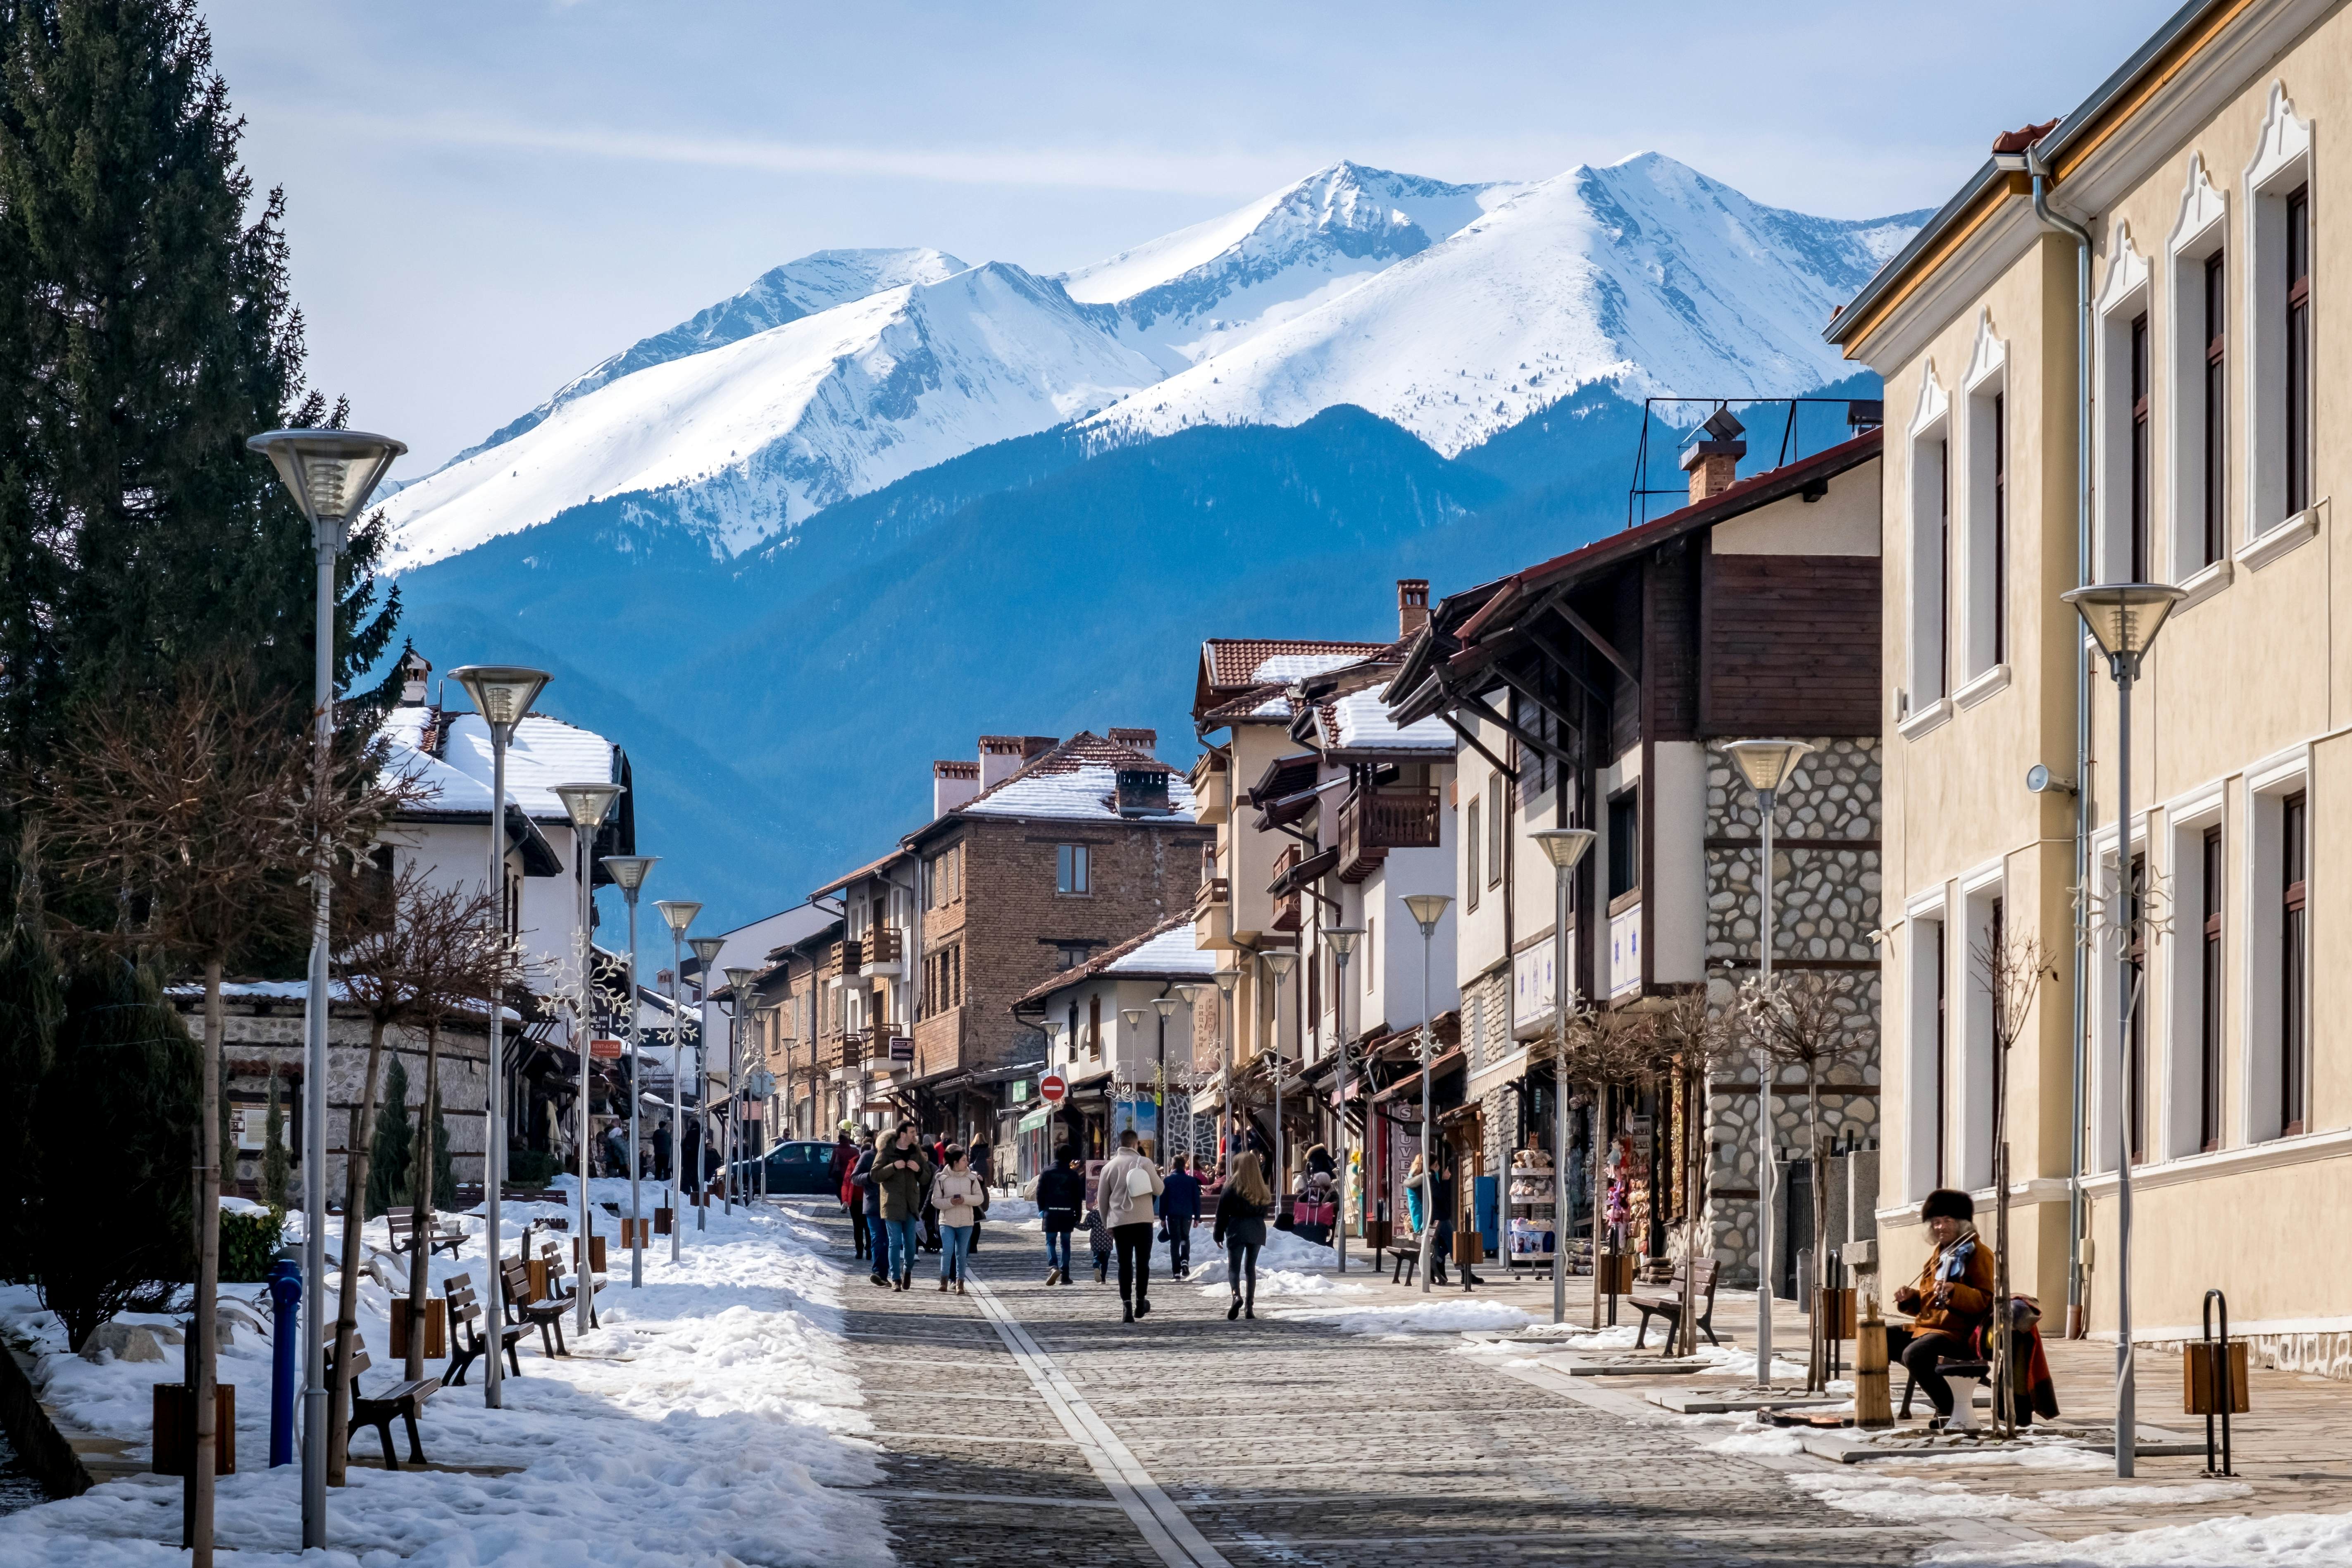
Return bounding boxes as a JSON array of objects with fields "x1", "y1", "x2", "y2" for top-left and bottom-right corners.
[{"x1": 1830, "y1": 0, "x2": 2352, "y2": 1374}]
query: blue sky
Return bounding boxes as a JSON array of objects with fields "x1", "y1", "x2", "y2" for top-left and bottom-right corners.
[{"x1": 206, "y1": 0, "x2": 2181, "y2": 472}]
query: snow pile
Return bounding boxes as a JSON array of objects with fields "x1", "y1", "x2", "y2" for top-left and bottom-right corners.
[
  {"x1": 0, "y1": 1180, "x2": 884, "y2": 1567},
  {"x1": 1927, "y1": 1509, "x2": 2352, "y2": 1567},
  {"x1": 1277, "y1": 1299, "x2": 1531, "y2": 1336},
  {"x1": 1787, "y1": 1470, "x2": 2252, "y2": 1526},
  {"x1": 1192, "y1": 1268, "x2": 1369, "y2": 1299}
]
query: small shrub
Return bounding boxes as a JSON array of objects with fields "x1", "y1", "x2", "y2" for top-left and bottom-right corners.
[
  {"x1": 506, "y1": 1148, "x2": 560, "y2": 1188},
  {"x1": 219, "y1": 1207, "x2": 284, "y2": 1284}
]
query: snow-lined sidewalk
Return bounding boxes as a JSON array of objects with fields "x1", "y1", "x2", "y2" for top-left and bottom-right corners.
[{"x1": 0, "y1": 1182, "x2": 885, "y2": 1567}]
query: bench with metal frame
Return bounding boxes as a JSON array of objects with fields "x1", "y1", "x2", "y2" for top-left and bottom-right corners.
[
  {"x1": 440, "y1": 1272, "x2": 521, "y2": 1386},
  {"x1": 1630, "y1": 1256, "x2": 1721, "y2": 1352},
  {"x1": 324, "y1": 1328, "x2": 438, "y2": 1470}
]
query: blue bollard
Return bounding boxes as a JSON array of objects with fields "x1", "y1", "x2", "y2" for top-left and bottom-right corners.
[{"x1": 266, "y1": 1259, "x2": 300, "y2": 1468}]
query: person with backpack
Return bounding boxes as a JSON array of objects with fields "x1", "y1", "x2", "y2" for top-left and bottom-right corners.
[
  {"x1": 1036, "y1": 1146, "x2": 1084, "y2": 1284},
  {"x1": 1158, "y1": 1153, "x2": 1203, "y2": 1277},
  {"x1": 1098, "y1": 1129, "x2": 1163, "y2": 1323},
  {"x1": 1213, "y1": 1151, "x2": 1273, "y2": 1320}
]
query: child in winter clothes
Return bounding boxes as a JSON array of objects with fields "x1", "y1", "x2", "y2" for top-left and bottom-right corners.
[{"x1": 1083, "y1": 1205, "x2": 1114, "y2": 1282}]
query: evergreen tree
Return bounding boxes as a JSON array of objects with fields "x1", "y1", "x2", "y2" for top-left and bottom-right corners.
[
  {"x1": 365, "y1": 1056, "x2": 410, "y2": 1219},
  {"x1": 261, "y1": 1067, "x2": 290, "y2": 1211},
  {"x1": 421, "y1": 1084, "x2": 457, "y2": 1211}
]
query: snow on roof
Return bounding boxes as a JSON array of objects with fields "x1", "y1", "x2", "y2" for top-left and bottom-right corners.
[
  {"x1": 1203, "y1": 638, "x2": 1392, "y2": 690},
  {"x1": 1251, "y1": 651, "x2": 1366, "y2": 682},
  {"x1": 954, "y1": 732, "x2": 1200, "y2": 825},
  {"x1": 1329, "y1": 690, "x2": 1454, "y2": 752},
  {"x1": 382, "y1": 705, "x2": 619, "y2": 820},
  {"x1": 1101, "y1": 925, "x2": 1218, "y2": 979}
]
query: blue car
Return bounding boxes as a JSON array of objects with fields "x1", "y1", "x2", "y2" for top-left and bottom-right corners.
[{"x1": 730, "y1": 1139, "x2": 840, "y2": 1196}]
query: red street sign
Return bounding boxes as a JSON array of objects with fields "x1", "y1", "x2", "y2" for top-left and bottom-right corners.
[
  {"x1": 1039, "y1": 1072, "x2": 1067, "y2": 1105},
  {"x1": 589, "y1": 1038, "x2": 624, "y2": 1060}
]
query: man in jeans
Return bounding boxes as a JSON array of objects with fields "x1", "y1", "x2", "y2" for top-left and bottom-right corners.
[
  {"x1": 1158, "y1": 1152, "x2": 1203, "y2": 1277},
  {"x1": 873, "y1": 1123, "x2": 932, "y2": 1290},
  {"x1": 1097, "y1": 1130, "x2": 1164, "y2": 1324}
]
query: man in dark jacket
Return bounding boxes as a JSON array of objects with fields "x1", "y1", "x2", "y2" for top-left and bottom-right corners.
[
  {"x1": 651, "y1": 1120, "x2": 673, "y2": 1182},
  {"x1": 852, "y1": 1143, "x2": 886, "y2": 1284},
  {"x1": 965, "y1": 1136, "x2": 993, "y2": 1253},
  {"x1": 1158, "y1": 1153, "x2": 1203, "y2": 1276},
  {"x1": 1036, "y1": 1146, "x2": 1084, "y2": 1285}
]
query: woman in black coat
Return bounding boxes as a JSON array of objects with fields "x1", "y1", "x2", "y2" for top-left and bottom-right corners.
[
  {"x1": 1212, "y1": 1151, "x2": 1274, "y2": 1321},
  {"x1": 1035, "y1": 1146, "x2": 1084, "y2": 1285}
]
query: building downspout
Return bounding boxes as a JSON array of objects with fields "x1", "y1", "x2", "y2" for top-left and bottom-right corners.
[{"x1": 2029, "y1": 148, "x2": 2095, "y2": 1340}]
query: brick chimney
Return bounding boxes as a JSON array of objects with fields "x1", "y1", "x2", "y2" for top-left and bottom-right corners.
[
  {"x1": 1397, "y1": 579, "x2": 1430, "y2": 639},
  {"x1": 1108, "y1": 727, "x2": 1157, "y2": 754},
  {"x1": 1115, "y1": 765, "x2": 1172, "y2": 817},
  {"x1": 977, "y1": 736, "x2": 1028, "y2": 791},
  {"x1": 1680, "y1": 407, "x2": 1748, "y2": 505},
  {"x1": 933, "y1": 759, "x2": 979, "y2": 816}
]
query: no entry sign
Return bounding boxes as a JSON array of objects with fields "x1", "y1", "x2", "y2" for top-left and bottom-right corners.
[{"x1": 1038, "y1": 1072, "x2": 1067, "y2": 1105}]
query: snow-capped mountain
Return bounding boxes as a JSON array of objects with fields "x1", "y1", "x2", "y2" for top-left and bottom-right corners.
[
  {"x1": 447, "y1": 247, "x2": 967, "y2": 467},
  {"x1": 379, "y1": 262, "x2": 1158, "y2": 567},
  {"x1": 381, "y1": 154, "x2": 1923, "y2": 571},
  {"x1": 1087, "y1": 153, "x2": 1921, "y2": 457},
  {"x1": 1062, "y1": 160, "x2": 1519, "y2": 372}
]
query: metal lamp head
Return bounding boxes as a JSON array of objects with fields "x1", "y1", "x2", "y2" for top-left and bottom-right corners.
[
  {"x1": 1260, "y1": 950, "x2": 1295, "y2": 982},
  {"x1": 689, "y1": 936, "x2": 726, "y2": 968},
  {"x1": 1172, "y1": 983, "x2": 1201, "y2": 1006},
  {"x1": 553, "y1": 781, "x2": 624, "y2": 832},
  {"x1": 2063, "y1": 583, "x2": 2188, "y2": 672},
  {"x1": 1152, "y1": 995, "x2": 1180, "y2": 1019},
  {"x1": 1530, "y1": 827, "x2": 1597, "y2": 871},
  {"x1": 1121, "y1": 1007, "x2": 1146, "y2": 1031},
  {"x1": 654, "y1": 899, "x2": 701, "y2": 939},
  {"x1": 1320, "y1": 925, "x2": 1363, "y2": 958},
  {"x1": 601, "y1": 854, "x2": 656, "y2": 901},
  {"x1": 1401, "y1": 893, "x2": 1452, "y2": 935},
  {"x1": 724, "y1": 965, "x2": 758, "y2": 996},
  {"x1": 246, "y1": 428, "x2": 407, "y2": 549},
  {"x1": 1722, "y1": 739, "x2": 1815, "y2": 797},
  {"x1": 1213, "y1": 969, "x2": 1238, "y2": 998},
  {"x1": 448, "y1": 664, "x2": 552, "y2": 740}
]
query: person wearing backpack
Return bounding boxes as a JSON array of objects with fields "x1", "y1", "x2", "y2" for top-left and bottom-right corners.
[
  {"x1": 1098, "y1": 1129, "x2": 1164, "y2": 1323},
  {"x1": 1036, "y1": 1146, "x2": 1084, "y2": 1284}
]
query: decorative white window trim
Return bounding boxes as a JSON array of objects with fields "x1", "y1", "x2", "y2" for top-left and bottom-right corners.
[
  {"x1": 2243, "y1": 82, "x2": 2314, "y2": 539},
  {"x1": 1961, "y1": 311, "x2": 2010, "y2": 681},
  {"x1": 2240, "y1": 747, "x2": 2311, "y2": 1145},
  {"x1": 2245, "y1": 741, "x2": 2313, "y2": 797},
  {"x1": 1956, "y1": 858, "x2": 2008, "y2": 901},
  {"x1": 2168, "y1": 153, "x2": 2231, "y2": 579},
  {"x1": 2096, "y1": 219, "x2": 2153, "y2": 315},
  {"x1": 1963, "y1": 308, "x2": 2006, "y2": 393},
  {"x1": 1907, "y1": 363, "x2": 1955, "y2": 708},
  {"x1": 2169, "y1": 151, "x2": 2227, "y2": 253},
  {"x1": 2174, "y1": 555, "x2": 2234, "y2": 611},
  {"x1": 2235, "y1": 499, "x2": 2323, "y2": 571},
  {"x1": 2161, "y1": 783, "x2": 2228, "y2": 1161},
  {"x1": 1907, "y1": 365, "x2": 1951, "y2": 437},
  {"x1": 1897, "y1": 697, "x2": 1954, "y2": 741},
  {"x1": 1953, "y1": 663, "x2": 2011, "y2": 710},
  {"x1": 2095, "y1": 221, "x2": 2155, "y2": 584},
  {"x1": 2087, "y1": 810, "x2": 2153, "y2": 1176},
  {"x1": 2248, "y1": 79, "x2": 2312, "y2": 191}
]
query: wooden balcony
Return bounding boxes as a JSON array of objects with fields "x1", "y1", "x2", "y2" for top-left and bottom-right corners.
[
  {"x1": 829, "y1": 940, "x2": 859, "y2": 979},
  {"x1": 1192, "y1": 876, "x2": 1234, "y2": 950},
  {"x1": 860, "y1": 926, "x2": 904, "y2": 977},
  {"x1": 1338, "y1": 787, "x2": 1442, "y2": 882},
  {"x1": 1270, "y1": 844, "x2": 1301, "y2": 932}
]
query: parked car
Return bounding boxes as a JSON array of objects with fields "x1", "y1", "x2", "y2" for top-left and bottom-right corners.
[{"x1": 731, "y1": 1139, "x2": 839, "y2": 1196}]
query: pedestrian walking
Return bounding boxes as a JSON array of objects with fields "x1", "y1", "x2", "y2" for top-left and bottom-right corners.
[
  {"x1": 1214, "y1": 1150, "x2": 1273, "y2": 1320},
  {"x1": 852, "y1": 1139, "x2": 884, "y2": 1281},
  {"x1": 844, "y1": 1130, "x2": 873, "y2": 1261},
  {"x1": 1037, "y1": 1145, "x2": 1083, "y2": 1284},
  {"x1": 922, "y1": 1132, "x2": 948, "y2": 1253},
  {"x1": 933, "y1": 1144, "x2": 986, "y2": 1294},
  {"x1": 874, "y1": 1123, "x2": 932, "y2": 1291},
  {"x1": 966, "y1": 1134, "x2": 993, "y2": 1253},
  {"x1": 1083, "y1": 1203, "x2": 1113, "y2": 1282},
  {"x1": 1159, "y1": 1153, "x2": 1203, "y2": 1277},
  {"x1": 652, "y1": 1118, "x2": 673, "y2": 1183},
  {"x1": 1099, "y1": 1129, "x2": 1163, "y2": 1323},
  {"x1": 1405, "y1": 1154, "x2": 1451, "y2": 1286}
]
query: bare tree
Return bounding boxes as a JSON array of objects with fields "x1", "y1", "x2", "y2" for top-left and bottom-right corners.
[
  {"x1": 1740, "y1": 970, "x2": 1866, "y2": 1389},
  {"x1": 1972, "y1": 925, "x2": 2057, "y2": 1437},
  {"x1": 36, "y1": 668, "x2": 414, "y2": 1563},
  {"x1": 1642, "y1": 988, "x2": 1740, "y2": 1356},
  {"x1": 1554, "y1": 1003, "x2": 1656, "y2": 1328}
]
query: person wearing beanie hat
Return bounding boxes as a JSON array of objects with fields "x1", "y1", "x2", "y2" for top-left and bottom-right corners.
[{"x1": 1885, "y1": 1188, "x2": 1995, "y2": 1427}]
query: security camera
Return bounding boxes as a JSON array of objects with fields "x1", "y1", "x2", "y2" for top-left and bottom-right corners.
[{"x1": 2026, "y1": 764, "x2": 2078, "y2": 796}]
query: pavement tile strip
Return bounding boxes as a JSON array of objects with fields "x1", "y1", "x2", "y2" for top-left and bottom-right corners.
[{"x1": 821, "y1": 1206, "x2": 1930, "y2": 1567}]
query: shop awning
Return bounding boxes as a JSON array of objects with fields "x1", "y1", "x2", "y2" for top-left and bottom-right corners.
[
  {"x1": 1018, "y1": 1108, "x2": 1052, "y2": 1134},
  {"x1": 1463, "y1": 1046, "x2": 1534, "y2": 1103},
  {"x1": 1370, "y1": 1047, "x2": 1464, "y2": 1102}
]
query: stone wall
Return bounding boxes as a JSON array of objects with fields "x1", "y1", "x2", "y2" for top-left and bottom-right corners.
[{"x1": 1699, "y1": 736, "x2": 1882, "y2": 1290}]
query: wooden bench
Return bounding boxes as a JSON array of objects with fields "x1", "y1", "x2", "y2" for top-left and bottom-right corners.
[
  {"x1": 541, "y1": 1242, "x2": 603, "y2": 1330},
  {"x1": 324, "y1": 1328, "x2": 438, "y2": 1470},
  {"x1": 1630, "y1": 1256, "x2": 1721, "y2": 1351},
  {"x1": 500, "y1": 1257, "x2": 571, "y2": 1359},
  {"x1": 441, "y1": 1273, "x2": 520, "y2": 1387},
  {"x1": 386, "y1": 1206, "x2": 466, "y2": 1258}
]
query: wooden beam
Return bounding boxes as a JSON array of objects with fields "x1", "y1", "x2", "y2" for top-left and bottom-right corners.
[
  {"x1": 1432, "y1": 710, "x2": 1518, "y2": 781},
  {"x1": 1539, "y1": 589, "x2": 1639, "y2": 684},
  {"x1": 1518, "y1": 624, "x2": 1613, "y2": 707},
  {"x1": 1488, "y1": 662, "x2": 1584, "y2": 763},
  {"x1": 1451, "y1": 683, "x2": 1577, "y2": 772}
]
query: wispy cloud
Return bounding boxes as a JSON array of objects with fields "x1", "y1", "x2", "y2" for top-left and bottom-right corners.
[{"x1": 287, "y1": 107, "x2": 1316, "y2": 197}]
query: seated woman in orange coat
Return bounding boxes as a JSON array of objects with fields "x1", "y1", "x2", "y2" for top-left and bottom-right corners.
[{"x1": 1886, "y1": 1187, "x2": 1995, "y2": 1427}]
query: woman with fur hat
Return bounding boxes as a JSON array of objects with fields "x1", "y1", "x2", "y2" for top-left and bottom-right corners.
[{"x1": 1887, "y1": 1188, "x2": 1996, "y2": 1427}]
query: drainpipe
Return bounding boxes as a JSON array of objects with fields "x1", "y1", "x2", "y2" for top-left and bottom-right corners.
[{"x1": 2028, "y1": 146, "x2": 2096, "y2": 1340}]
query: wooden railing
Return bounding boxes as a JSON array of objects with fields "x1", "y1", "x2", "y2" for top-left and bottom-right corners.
[
  {"x1": 863, "y1": 927, "x2": 903, "y2": 967},
  {"x1": 1338, "y1": 787, "x2": 1442, "y2": 882},
  {"x1": 1271, "y1": 844, "x2": 1301, "y2": 931}
]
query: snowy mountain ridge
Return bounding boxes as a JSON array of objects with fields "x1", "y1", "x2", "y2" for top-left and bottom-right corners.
[{"x1": 380, "y1": 153, "x2": 1924, "y2": 570}]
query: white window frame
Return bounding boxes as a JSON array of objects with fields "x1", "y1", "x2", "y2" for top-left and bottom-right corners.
[
  {"x1": 2088, "y1": 811, "x2": 2152, "y2": 1174},
  {"x1": 1901, "y1": 892, "x2": 1949, "y2": 1201},
  {"x1": 2094, "y1": 221, "x2": 2154, "y2": 584},
  {"x1": 2242, "y1": 747, "x2": 2311, "y2": 1143},
  {"x1": 1961, "y1": 313, "x2": 2009, "y2": 687},
  {"x1": 1954, "y1": 865, "x2": 2004, "y2": 1193},
  {"x1": 1905, "y1": 368, "x2": 1954, "y2": 718},
  {"x1": 2162, "y1": 779, "x2": 2228, "y2": 1161},
  {"x1": 2166, "y1": 153, "x2": 2232, "y2": 591},
  {"x1": 2241, "y1": 81, "x2": 2315, "y2": 546}
]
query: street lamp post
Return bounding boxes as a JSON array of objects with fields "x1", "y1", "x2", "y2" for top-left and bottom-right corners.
[
  {"x1": 1722, "y1": 739, "x2": 1817, "y2": 1386},
  {"x1": 689, "y1": 936, "x2": 726, "y2": 1231},
  {"x1": 1259, "y1": 952, "x2": 1296, "y2": 1203},
  {"x1": 1152, "y1": 995, "x2": 1182, "y2": 1163},
  {"x1": 2064, "y1": 581, "x2": 2185, "y2": 1478},
  {"x1": 1402, "y1": 895, "x2": 1451, "y2": 1296},
  {"x1": 448, "y1": 665, "x2": 552, "y2": 1416},
  {"x1": 653, "y1": 900, "x2": 701, "y2": 1260},
  {"x1": 600, "y1": 856, "x2": 657, "y2": 1287},
  {"x1": 1530, "y1": 829, "x2": 1598, "y2": 1326},
  {"x1": 1322, "y1": 928, "x2": 1362, "y2": 1274},
  {"x1": 251, "y1": 429, "x2": 406, "y2": 1547},
  {"x1": 1213, "y1": 970, "x2": 1238, "y2": 1172},
  {"x1": 1120, "y1": 1007, "x2": 1147, "y2": 1151},
  {"x1": 553, "y1": 782, "x2": 624, "y2": 1337},
  {"x1": 724, "y1": 967, "x2": 758, "y2": 1213}
]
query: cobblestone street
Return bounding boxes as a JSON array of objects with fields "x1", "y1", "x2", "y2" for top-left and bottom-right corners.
[{"x1": 808, "y1": 1205, "x2": 1930, "y2": 1568}]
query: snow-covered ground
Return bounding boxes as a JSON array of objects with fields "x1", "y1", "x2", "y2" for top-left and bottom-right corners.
[
  {"x1": 1928, "y1": 1510, "x2": 2352, "y2": 1566},
  {"x1": 0, "y1": 1182, "x2": 883, "y2": 1567}
]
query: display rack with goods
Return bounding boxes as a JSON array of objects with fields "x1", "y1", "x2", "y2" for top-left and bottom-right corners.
[{"x1": 1505, "y1": 1146, "x2": 1558, "y2": 1269}]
